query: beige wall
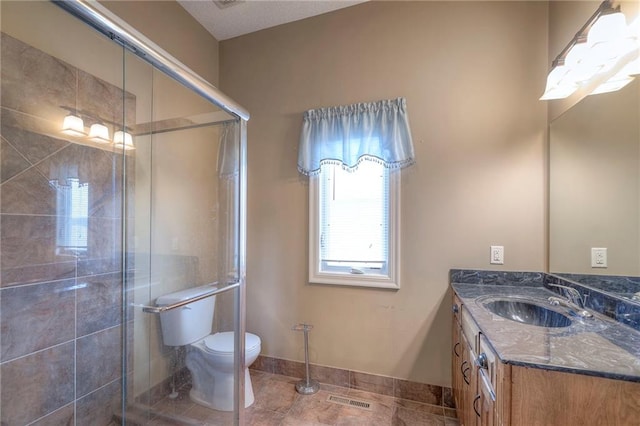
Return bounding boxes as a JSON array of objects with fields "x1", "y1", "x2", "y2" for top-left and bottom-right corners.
[{"x1": 220, "y1": 1, "x2": 548, "y2": 386}]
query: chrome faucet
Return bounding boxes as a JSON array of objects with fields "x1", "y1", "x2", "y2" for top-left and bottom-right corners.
[
  {"x1": 547, "y1": 283, "x2": 585, "y2": 307},
  {"x1": 547, "y1": 283, "x2": 593, "y2": 318}
]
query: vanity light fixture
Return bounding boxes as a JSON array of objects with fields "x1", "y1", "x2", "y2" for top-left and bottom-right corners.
[
  {"x1": 113, "y1": 130, "x2": 135, "y2": 150},
  {"x1": 88, "y1": 123, "x2": 110, "y2": 143},
  {"x1": 61, "y1": 113, "x2": 86, "y2": 136},
  {"x1": 540, "y1": 0, "x2": 639, "y2": 100}
]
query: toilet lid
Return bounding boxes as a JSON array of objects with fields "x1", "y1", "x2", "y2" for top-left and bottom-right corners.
[{"x1": 203, "y1": 332, "x2": 260, "y2": 353}]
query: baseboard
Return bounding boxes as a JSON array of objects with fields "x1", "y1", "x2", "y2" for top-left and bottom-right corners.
[{"x1": 251, "y1": 355, "x2": 455, "y2": 411}]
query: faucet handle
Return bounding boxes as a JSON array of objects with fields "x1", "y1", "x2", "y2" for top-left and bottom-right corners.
[{"x1": 581, "y1": 293, "x2": 589, "y2": 307}]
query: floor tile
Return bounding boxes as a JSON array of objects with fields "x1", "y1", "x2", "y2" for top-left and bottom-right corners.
[
  {"x1": 253, "y1": 375, "x2": 299, "y2": 413},
  {"x1": 244, "y1": 406, "x2": 286, "y2": 426},
  {"x1": 134, "y1": 371, "x2": 457, "y2": 426},
  {"x1": 392, "y1": 406, "x2": 446, "y2": 426}
]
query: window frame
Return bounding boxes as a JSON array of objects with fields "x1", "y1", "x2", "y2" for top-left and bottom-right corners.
[{"x1": 308, "y1": 164, "x2": 401, "y2": 289}]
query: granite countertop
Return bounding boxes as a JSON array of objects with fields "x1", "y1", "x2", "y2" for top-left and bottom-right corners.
[{"x1": 452, "y1": 282, "x2": 640, "y2": 383}]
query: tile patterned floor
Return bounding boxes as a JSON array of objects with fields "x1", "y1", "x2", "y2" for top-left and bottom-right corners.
[{"x1": 133, "y1": 370, "x2": 459, "y2": 426}]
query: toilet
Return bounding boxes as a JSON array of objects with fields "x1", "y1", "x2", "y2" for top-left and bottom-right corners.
[{"x1": 156, "y1": 284, "x2": 261, "y2": 411}]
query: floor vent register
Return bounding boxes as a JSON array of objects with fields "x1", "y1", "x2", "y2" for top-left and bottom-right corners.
[{"x1": 326, "y1": 394, "x2": 373, "y2": 411}]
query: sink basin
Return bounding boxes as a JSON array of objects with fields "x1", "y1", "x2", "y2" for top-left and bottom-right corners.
[{"x1": 482, "y1": 299, "x2": 572, "y2": 328}]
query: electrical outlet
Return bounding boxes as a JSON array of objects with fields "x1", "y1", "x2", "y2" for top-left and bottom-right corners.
[
  {"x1": 490, "y1": 245, "x2": 504, "y2": 265},
  {"x1": 591, "y1": 247, "x2": 607, "y2": 268}
]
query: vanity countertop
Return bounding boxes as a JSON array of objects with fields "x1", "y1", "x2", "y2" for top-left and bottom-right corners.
[{"x1": 452, "y1": 282, "x2": 640, "y2": 383}]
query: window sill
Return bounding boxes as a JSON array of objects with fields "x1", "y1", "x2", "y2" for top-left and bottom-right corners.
[{"x1": 309, "y1": 272, "x2": 399, "y2": 289}]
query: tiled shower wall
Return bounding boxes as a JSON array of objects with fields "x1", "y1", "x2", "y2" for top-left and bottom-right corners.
[{"x1": 0, "y1": 33, "x2": 133, "y2": 425}]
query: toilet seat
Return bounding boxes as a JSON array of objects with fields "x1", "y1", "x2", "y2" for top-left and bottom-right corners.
[{"x1": 202, "y1": 332, "x2": 261, "y2": 354}]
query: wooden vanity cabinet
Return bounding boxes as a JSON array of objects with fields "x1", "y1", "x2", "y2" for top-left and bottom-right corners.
[
  {"x1": 452, "y1": 291, "x2": 640, "y2": 426},
  {"x1": 452, "y1": 295, "x2": 498, "y2": 426}
]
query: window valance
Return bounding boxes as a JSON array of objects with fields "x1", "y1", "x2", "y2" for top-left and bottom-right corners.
[{"x1": 297, "y1": 97, "x2": 416, "y2": 176}]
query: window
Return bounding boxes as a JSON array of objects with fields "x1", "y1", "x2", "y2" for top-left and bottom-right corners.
[
  {"x1": 298, "y1": 97, "x2": 414, "y2": 289},
  {"x1": 310, "y1": 161, "x2": 400, "y2": 289}
]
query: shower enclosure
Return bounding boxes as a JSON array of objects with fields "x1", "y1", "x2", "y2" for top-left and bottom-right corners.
[{"x1": 0, "y1": 1, "x2": 249, "y2": 424}]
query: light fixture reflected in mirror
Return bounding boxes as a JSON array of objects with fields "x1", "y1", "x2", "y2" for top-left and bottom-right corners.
[
  {"x1": 114, "y1": 130, "x2": 135, "y2": 150},
  {"x1": 61, "y1": 114, "x2": 86, "y2": 136},
  {"x1": 88, "y1": 123, "x2": 110, "y2": 143},
  {"x1": 60, "y1": 110, "x2": 135, "y2": 150}
]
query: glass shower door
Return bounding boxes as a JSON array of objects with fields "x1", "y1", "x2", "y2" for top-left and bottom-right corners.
[{"x1": 123, "y1": 50, "x2": 246, "y2": 425}]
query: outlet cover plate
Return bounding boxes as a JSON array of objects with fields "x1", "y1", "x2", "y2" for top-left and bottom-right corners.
[
  {"x1": 591, "y1": 247, "x2": 607, "y2": 268},
  {"x1": 490, "y1": 245, "x2": 504, "y2": 265}
]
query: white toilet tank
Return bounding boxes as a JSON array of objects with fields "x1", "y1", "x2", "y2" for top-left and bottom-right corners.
[{"x1": 156, "y1": 284, "x2": 216, "y2": 346}]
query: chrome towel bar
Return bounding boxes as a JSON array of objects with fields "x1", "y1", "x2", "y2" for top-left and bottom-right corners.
[{"x1": 140, "y1": 282, "x2": 240, "y2": 314}]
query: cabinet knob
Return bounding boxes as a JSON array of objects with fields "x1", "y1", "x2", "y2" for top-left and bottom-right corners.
[
  {"x1": 452, "y1": 304, "x2": 459, "y2": 314},
  {"x1": 476, "y1": 352, "x2": 488, "y2": 369}
]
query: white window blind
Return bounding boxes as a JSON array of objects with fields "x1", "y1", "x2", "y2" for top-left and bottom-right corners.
[
  {"x1": 52, "y1": 178, "x2": 89, "y2": 252},
  {"x1": 319, "y1": 161, "x2": 389, "y2": 273}
]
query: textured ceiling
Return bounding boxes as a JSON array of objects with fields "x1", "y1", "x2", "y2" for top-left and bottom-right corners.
[{"x1": 177, "y1": 0, "x2": 368, "y2": 41}]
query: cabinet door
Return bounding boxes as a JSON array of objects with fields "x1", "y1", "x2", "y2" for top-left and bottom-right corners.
[
  {"x1": 453, "y1": 322, "x2": 463, "y2": 411},
  {"x1": 452, "y1": 295, "x2": 464, "y2": 419},
  {"x1": 462, "y1": 334, "x2": 477, "y2": 426},
  {"x1": 477, "y1": 370, "x2": 496, "y2": 426}
]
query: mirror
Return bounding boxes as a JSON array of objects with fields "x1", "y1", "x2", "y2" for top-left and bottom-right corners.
[{"x1": 549, "y1": 78, "x2": 640, "y2": 304}]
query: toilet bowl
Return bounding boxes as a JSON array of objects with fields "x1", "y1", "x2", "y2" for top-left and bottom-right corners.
[
  {"x1": 186, "y1": 332, "x2": 261, "y2": 411},
  {"x1": 156, "y1": 284, "x2": 261, "y2": 411}
]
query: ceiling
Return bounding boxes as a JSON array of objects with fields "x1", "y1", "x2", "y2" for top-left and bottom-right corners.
[{"x1": 177, "y1": 0, "x2": 368, "y2": 41}]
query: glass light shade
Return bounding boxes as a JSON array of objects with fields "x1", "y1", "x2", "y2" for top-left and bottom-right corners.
[
  {"x1": 589, "y1": 38, "x2": 637, "y2": 67},
  {"x1": 540, "y1": 84, "x2": 579, "y2": 100},
  {"x1": 61, "y1": 114, "x2": 86, "y2": 137},
  {"x1": 539, "y1": 65, "x2": 577, "y2": 100},
  {"x1": 564, "y1": 42, "x2": 590, "y2": 67},
  {"x1": 587, "y1": 12, "x2": 627, "y2": 47},
  {"x1": 543, "y1": 65, "x2": 568, "y2": 87},
  {"x1": 590, "y1": 74, "x2": 634, "y2": 95},
  {"x1": 88, "y1": 123, "x2": 110, "y2": 143},
  {"x1": 560, "y1": 43, "x2": 603, "y2": 84},
  {"x1": 620, "y1": 57, "x2": 640, "y2": 76},
  {"x1": 561, "y1": 62, "x2": 602, "y2": 85},
  {"x1": 114, "y1": 131, "x2": 134, "y2": 150},
  {"x1": 628, "y1": 16, "x2": 640, "y2": 40}
]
